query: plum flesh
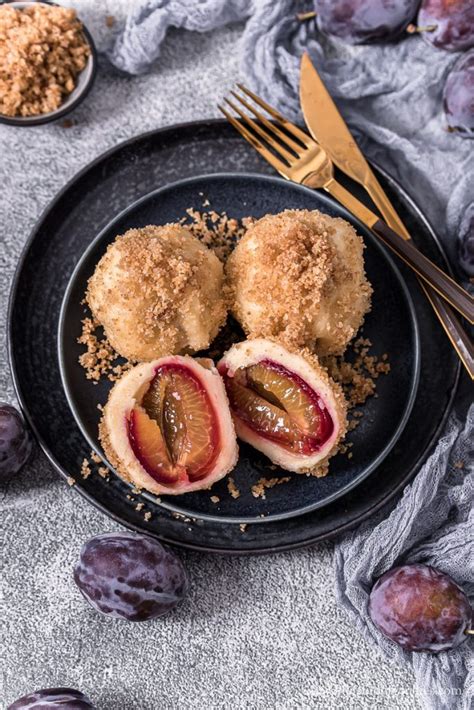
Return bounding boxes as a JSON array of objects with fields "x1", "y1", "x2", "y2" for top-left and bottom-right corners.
[
  {"x1": 128, "y1": 362, "x2": 219, "y2": 485},
  {"x1": 222, "y1": 359, "x2": 334, "y2": 454}
]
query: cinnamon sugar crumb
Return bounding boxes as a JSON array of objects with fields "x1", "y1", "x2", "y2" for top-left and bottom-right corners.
[
  {"x1": 144, "y1": 511, "x2": 152, "y2": 521},
  {"x1": 66, "y1": 476, "x2": 76, "y2": 486},
  {"x1": 453, "y1": 460, "x2": 464, "y2": 469},
  {"x1": 135, "y1": 502, "x2": 144, "y2": 511},
  {"x1": 210, "y1": 495, "x2": 220, "y2": 504},
  {"x1": 323, "y1": 337, "x2": 391, "y2": 411},
  {"x1": 227, "y1": 477, "x2": 240, "y2": 499},
  {"x1": 239, "y1": 523, "x2": 247, "y2": 533},
  {"x1": 78, "y1": 317, "x2": 133, "y2": 383},
  {"x1": 80, "y1": 458, "x2": 91, "y2": 479},
  {"x1": 184, "y1": 207, "x2": 254, "y2": 262},
  {"x1": 251, "y1": 476, "x2": 291, "y2": 499},
  {"x1": 0, "y1": 4, "x2": 90, "y2": 117}
]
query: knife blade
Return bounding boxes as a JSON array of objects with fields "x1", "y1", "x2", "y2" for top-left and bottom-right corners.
[
  {"x1": 299, "y1": 50, "x2": 474, "y2": 378},
  {"x1": 300, "y1": 52, "x2": 374, "y2": 189},
  {"x1": 300, "y1": 51, "x2": 413, "y2": 240}
]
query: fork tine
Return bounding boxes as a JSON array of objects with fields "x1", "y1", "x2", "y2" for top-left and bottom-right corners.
[
  {"x1": 223, "y1": 98, "x2": 296, "y2": 165},
  {"x1": 218, "y1": 105, "x2": 289, "y2": 177},
  {"x1": 230, "y1": 89, "x2": 305, "y2": 155},
  {"x1": 237, "y1": 83, "x2": 314, "y2": 147}
]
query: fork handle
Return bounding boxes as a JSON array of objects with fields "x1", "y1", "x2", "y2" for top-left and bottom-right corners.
[
  {"x1": 322, "y1": 177, "x2": 474, "y2": 323},
  {"x1": 372, "y1": 219, "x2": 474, "y2": 324},
  {"x1": 365, "y1": 175, "x2": 474, "y2": 378},
  {"x1": 421, "y1": 284, "x2": 474, "y2": 377}
]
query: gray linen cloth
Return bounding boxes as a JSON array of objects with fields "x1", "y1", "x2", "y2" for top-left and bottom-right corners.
[
  {"x1": 71, "y1": 0, "x2": 474, "y2": 274},
  {"x1": 6, "y1": 1, "x2": 473, "y2": 707}
]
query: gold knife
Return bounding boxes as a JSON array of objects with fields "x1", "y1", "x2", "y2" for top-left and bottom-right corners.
[{"x1": 300, "y1": 52, "x2": 474, "y2": 380}]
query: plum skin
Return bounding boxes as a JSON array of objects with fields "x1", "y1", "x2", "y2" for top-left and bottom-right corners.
[
  {"x1": 314, "y1": 0, "x2": 420, "y2": 44},
  {"x1": 369, "y1": 564, "x2": 472, "y2": 652},
  {"x1": 0, "y1": 402, "x2": 33, "y2": 478},
  {"x1": 73, "y1": 532, "x2": 188, "y2": 622},
  {"x1": 7, "y1": 687, "x2": 94, "y2": 709},
  {"x1": 418, "y1": 0, "x2": 474, "y2": 53},
  {"x1": 443, "y1": 50, "x2": 474, "y2": 138}
]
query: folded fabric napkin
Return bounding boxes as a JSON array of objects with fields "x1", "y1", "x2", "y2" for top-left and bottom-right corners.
[{"x1": 57, "y1": 2, "x2": 474, "y2": 707}]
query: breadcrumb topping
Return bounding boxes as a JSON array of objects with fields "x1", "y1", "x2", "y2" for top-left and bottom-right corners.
[
  {"x1": 251, "y1": 476, "x2": 291, "y2": 499},
  {"x1": 86, "y1": 224, "x2": 227, "y2": 362},
  {"x1": 183, "y1": 208, "x2": 254, "y2": 262},
  {"x1": 0, "y1": 4, "x2": 90, "y2": 117},
  {"x1": 227, "y1": 477, "x2": 241, "y2": 499},
  {"x1": 226, "y1": 209, "x2": 372, "y2": 356},
  {"x1": 78, "y1": 317, "x2": 132, "y2": 383}
]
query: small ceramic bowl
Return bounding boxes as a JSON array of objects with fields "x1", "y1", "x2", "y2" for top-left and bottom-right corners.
[{"x1": 0, "y1": 1, "x2": 97, "y2": 127}]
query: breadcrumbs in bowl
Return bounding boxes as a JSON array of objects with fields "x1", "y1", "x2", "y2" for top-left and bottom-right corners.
[{"x1": 0, "y1": 1, "x2": 97, "y2": 126}]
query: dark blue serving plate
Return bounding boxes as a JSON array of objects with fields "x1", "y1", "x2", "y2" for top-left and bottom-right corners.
[
  {"x1": 58, "y1": 173, "x2": 420, "y2": 524},
  {"x1": 8, "y1": 120, "x2": 459, "y2": 552}
]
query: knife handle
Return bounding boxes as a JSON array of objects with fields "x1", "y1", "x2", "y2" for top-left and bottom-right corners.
[
  {"x1": 366, "y1": 175, "x2": 473, "y2": 378},
  {"x1": 420, "y1": 285, "x2": 474, "y2": 376},
  {"x1": 372, "y1": 219, "x2": 474, "y2": 324}
]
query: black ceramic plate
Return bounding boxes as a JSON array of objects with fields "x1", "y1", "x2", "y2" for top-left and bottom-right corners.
[
  {"x1": 58, "y1": 173, "x2": 420, "y2": 524},
  {"x1": 8, "y1": 120, "x2": 459, "y2": 552}
]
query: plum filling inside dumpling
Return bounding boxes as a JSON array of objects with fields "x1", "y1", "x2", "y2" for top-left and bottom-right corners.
[
  {"x1": 101, "y1": 356, "x2": 238, "y2": 495},
  {"x1": 218, "y1": 339, "x2": 346, "y2": 473},
  {"x1": 221, "y1": 359, "x2": 334, "y2": 454},
  {"x1": 128, "y1": 363, "x2": 220, "y2": 484}
]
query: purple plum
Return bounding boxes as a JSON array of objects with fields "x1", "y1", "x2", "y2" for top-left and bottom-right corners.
[
  {"x1": 369, "y1": 563, "x2": 472, "y2": 652},
  {"x1": 73, "y1": 532, "x2": 188, "y2": 621}
]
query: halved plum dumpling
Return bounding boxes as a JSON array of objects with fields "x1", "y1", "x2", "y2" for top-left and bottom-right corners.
[
  {"x1": 100, "y1": 356, "x2": 238, "y2": 495},
  {"x1": 218, "y1": 339, "x2": 347, "y2": 474}
]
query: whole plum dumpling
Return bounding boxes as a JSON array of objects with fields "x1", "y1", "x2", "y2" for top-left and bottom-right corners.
[
  {"x1": 100, "y1": 355, "x2": 238, "y2": 495},
  {"x1": 226, "y1": 210, "x2": 372, "y2": 356},
  {"x1": 87, "y1": 224, "x2": 227, "y2": 362}
]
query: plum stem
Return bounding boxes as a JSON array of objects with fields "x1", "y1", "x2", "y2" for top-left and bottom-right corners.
[
  {"x1": 406, "y1": 24, "x2": 437, "y2": 34},
  {"x1": 297, "y1": 11, "x2": 317, "y2": 22}
]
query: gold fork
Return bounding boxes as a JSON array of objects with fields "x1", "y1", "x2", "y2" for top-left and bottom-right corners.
[{"x1": 218, "y1": 85, "x2": 474, "y2": 325}]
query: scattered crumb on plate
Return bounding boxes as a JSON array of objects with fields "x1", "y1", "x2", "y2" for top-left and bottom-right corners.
[
  {"x1": 251, "y1": 476, "x2": 291, "y2": 499},
  {"x1": 227, "y1": 477, "x2": 240, "y2": 499}
]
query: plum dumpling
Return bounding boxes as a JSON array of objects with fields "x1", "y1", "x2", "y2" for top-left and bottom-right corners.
[
  {"x1": 218, "y1": 339, "x2": 347, "y2": 474},
  {"x1": 87, "y1": 224, "x2": 227, "y2": 362},
  {"x1": 100, "y1": 355, "x2": 238, "y2": 495},
  {"x1": 226, "y1": 210, "x2": 372, "y2": 356}
]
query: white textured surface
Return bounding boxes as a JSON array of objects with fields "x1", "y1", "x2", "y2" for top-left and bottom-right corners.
[{"x1": 1, "y1": 17, "x2": 422, "y2": 710}]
